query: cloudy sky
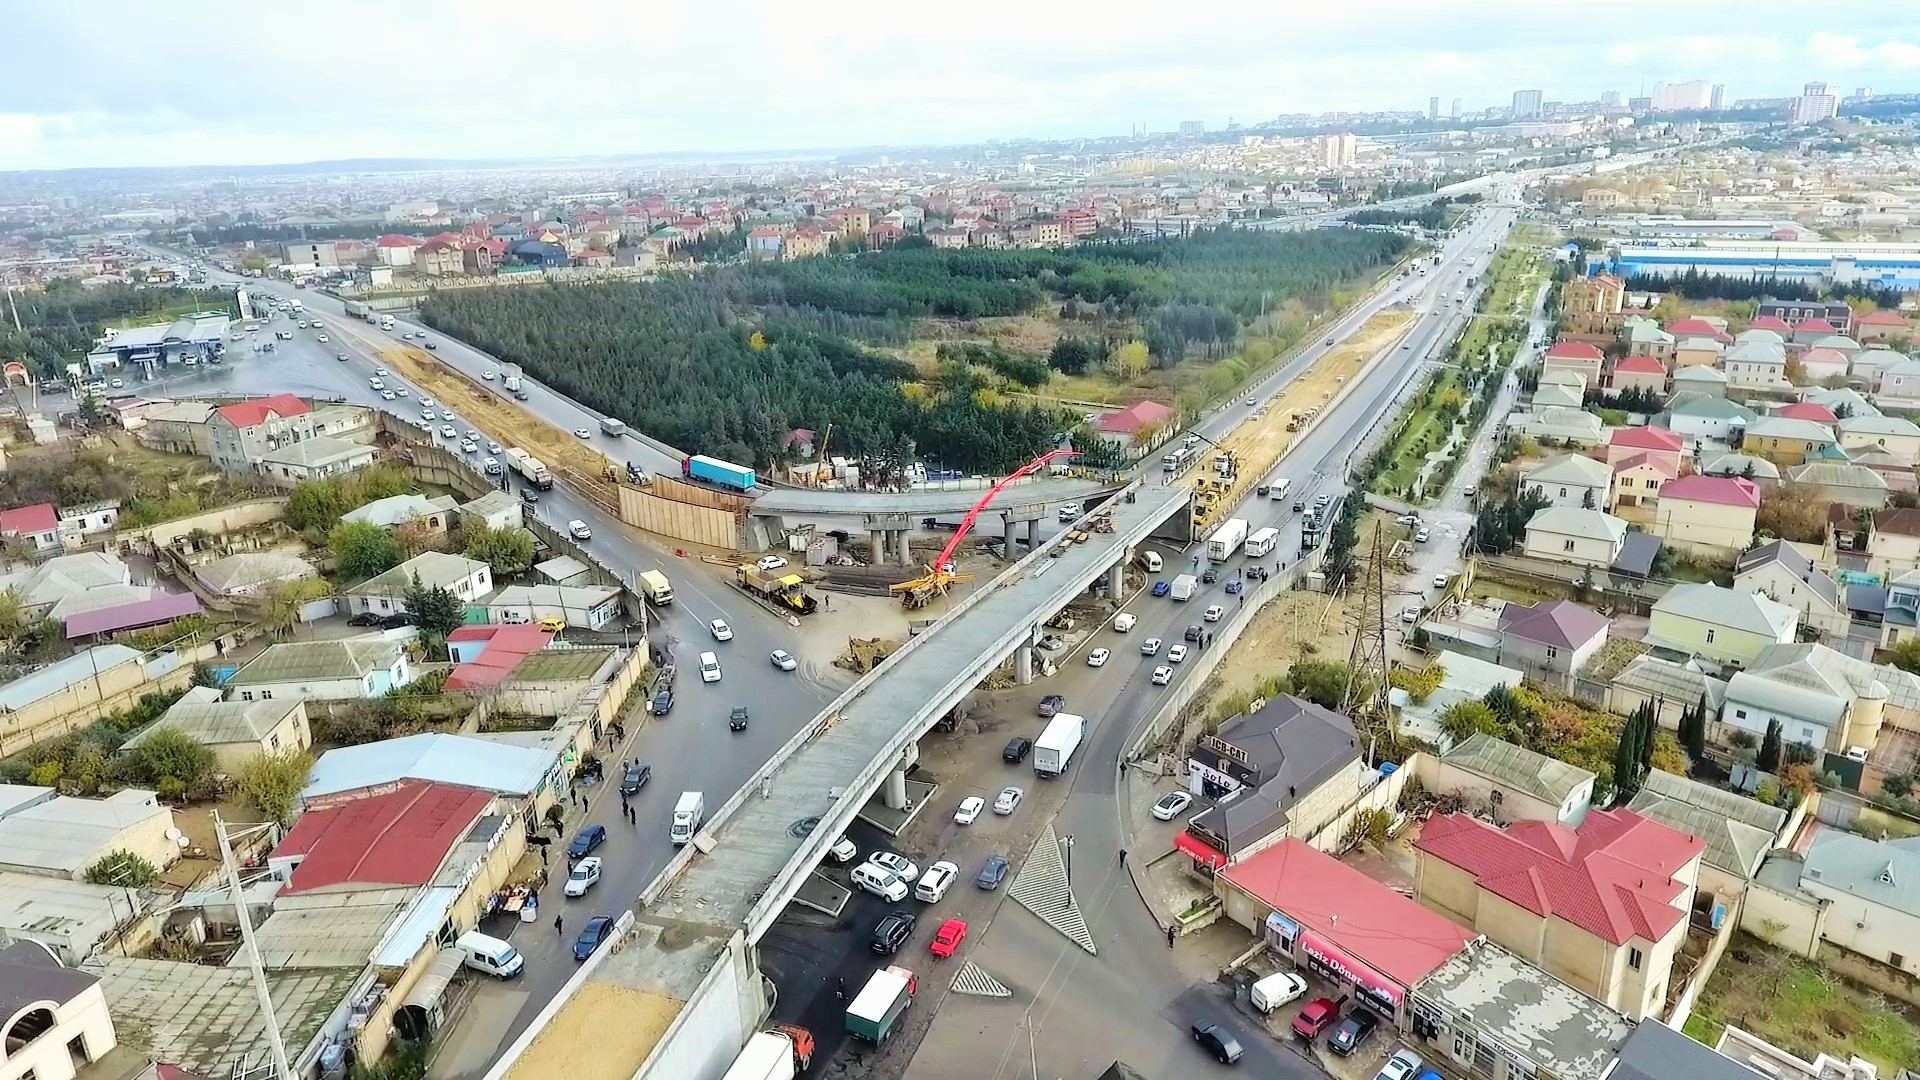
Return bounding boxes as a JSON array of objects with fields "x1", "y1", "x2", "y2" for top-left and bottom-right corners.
[{"x1": 6, "y1": 0, "x2": 1920, "y2": 171}]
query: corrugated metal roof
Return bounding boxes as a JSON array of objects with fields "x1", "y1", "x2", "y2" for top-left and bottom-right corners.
[
  {"x1": 302, "y1": 733, "x2": 556, "y2": 802},
  {"x1": 0, "y1": 645, "x2": 143, "y2": 710},
  {"x1": 1442, "y1": 733, "x2": 1595, "y2": 805},
  {"x1": 63, "y1": 591, "x2": 203, "y2": 639}
]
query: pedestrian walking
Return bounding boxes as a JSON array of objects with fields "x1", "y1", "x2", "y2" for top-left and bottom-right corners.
[
  {"x1": 538, "y1": 845, "x2": 548, "y2": 867},
  {"x1": 555, "y1": 914, "x2": 565, "y2": 936},
  {"x1": 1166, "y1": 925, "x2": 1177, "y2": 949},
  {"x1": 1118, "y1": 848, "x2": 1128, "y2": 867},
  {"x1": 569, "y1": 787, "x2": 578, "y2": 808}
]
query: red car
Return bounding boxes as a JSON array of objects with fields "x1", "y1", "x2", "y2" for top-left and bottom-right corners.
[
  {"x1": 1291, "y1": 997, "x2": 1340, "y2": 1040},
  {"x1": 929, "y1": 918, "x2": 968, "y2": 959}
]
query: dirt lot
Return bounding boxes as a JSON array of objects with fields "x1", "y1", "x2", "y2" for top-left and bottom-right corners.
[
  {"x1": 1683, "y1": 932, "x2": 1920, "y2": 1074},
  {"x1": 1204, "y1": 588, "x2": 1360, "y2": 709}
]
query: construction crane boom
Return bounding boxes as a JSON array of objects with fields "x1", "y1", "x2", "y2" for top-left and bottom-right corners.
[{"x1": 891, "y1": 448, "x2": 1079, "y2": 606}]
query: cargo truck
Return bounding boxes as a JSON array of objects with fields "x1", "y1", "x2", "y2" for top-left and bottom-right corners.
[
  {"x1": 380, "y1": 315, "x2": 395, "y2": 331},
  {"x1": 637, "y1": 570, "x2": 674, "y2": 605},
  {"x1": 599, "y1": 416, "x2": 627, "y2": 437},
  {"x1": 684, "y1": 454, "x2": 756, "y2": 492},
  {"x1": 503, "y1": 372, "x2": 522, "y2": 392},
  {"x1": 846, "y1": 966, "x2": 917, "y2": 1045},
  {"x1": 1206, "y1": 518, "x2": 1249, "y2": 563},
  {"x1": 719, "y1": 1026, "x2": 815, "y2": 1080},
  {"x1": 670, "y1": 792, "x2": 704, "y2": 845},
  {"x1": 501, "y1": 448, "x2": 553, "y2": 490},
  {"x1": 735, "y1": 565, "x2": 818, "y2": 616},
  {"x1": 1244, "y1": 527, "x2": 1280, "y2": 558},
  {"x1": 1170, "y1": 573, "x2": 1198, "y2": 601},
  {"x1": 1033, "y1": 712, "x2": 1086, "y2": 777}
]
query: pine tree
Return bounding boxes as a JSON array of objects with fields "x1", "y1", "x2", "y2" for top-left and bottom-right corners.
[
  {"x1": 1684, "y1": 694, "x2": 1708, "y2": 763},
  {"x1": 1758, "y1": 718, "x2": 1784, "y2": 773}
]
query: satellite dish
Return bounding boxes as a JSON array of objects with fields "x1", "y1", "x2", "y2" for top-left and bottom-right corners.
[{"x1": 165, "y1": 827, "x2": 186, "y2": 844}]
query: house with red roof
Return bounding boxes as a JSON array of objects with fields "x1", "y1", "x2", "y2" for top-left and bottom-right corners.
[
  {"x1": 209, "y1": 394, "x2": 316, "y2": 474},
  {"x1": 1856, "y1": 308, "x2": 1913, "y2": 343},
  {"x1": 415, "y1": 239, "x2": 464, "y2": 277},
  {"x1": 270, "y1": 780, "x2": 499, "y2": 894},
  {"x1": 1650, "y1": 474, "x2": 1760, "y2": 554},
  {"x1": 444, "y1": 625, "x2": 554, "y2": 691},
  {"x1": 1790, "y1": 317, "x2": 1841, "y2": 345},
  {"x1": 1414, "y1": 808, "x2": 1704, "y2": 1019},
  {"x1": 1773, "y1": 401, "x2": 1836, "y2": 425},
  {"x1": 0, "y1": 502, "x2": 61, "y2": 553},
  {"x1": 1602, "y1": 425, "x2": 1686, "y2": 472},
  {"x1": 1219, "y1": 838, "x2": 1474, "y2": 1023},
  {"x1": 374, "y1": 234, "x2": 424, "y2": 268},
  {"x1": 1608, "y1": 354, "x2": 1667, "y2": 397},
  {"x1": 1609, "y1": 452, "x2": 1678, "y2": 511},
  {"x1": 1662, "y1": 317, "x2": 1731, "y2": 344},
  {"x1": 1092, "y1": 399, "x2": 1176, "y2": 452},
  {"x1": 1744, "y1": 315, "x2": 1794, "y2": 335},
  {"x1": 1542, "y1": 341, "x2": 1605, "y2": 387}
]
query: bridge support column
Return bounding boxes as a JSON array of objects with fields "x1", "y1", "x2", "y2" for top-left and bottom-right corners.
[
  {"x1": 870, "y1": 529, "x2": 888, "y2": 563},
  {"x1": 1003, "y1": 516, "x2": 1018, "y2": 562},
  {"x1": 1026, "y1": 518, "x2": 1040, "y2": 551},
  {"x1": 1107, "y1": 559, "x2": 1125, "y2": 598},
  {"x1": 883, "y1": 743, "x2": 919, "y2": 810},
  {"x1": 1016, "y1": 628, "x2": 1035, "y2": 685},
  {"x1": 896, "y1": 530, "x2": 914, "y2": 568}
]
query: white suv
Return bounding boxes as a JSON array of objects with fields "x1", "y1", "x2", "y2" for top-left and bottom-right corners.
[
  {"x1": 914, "y1": 860, "x2": 958, "y2": 903},
  {"x1": 851, "y1": 863, "x2": 909, "y2": 901},
  {"x1": 699, "y1": 651, "x2": 722, "y2": 683}
]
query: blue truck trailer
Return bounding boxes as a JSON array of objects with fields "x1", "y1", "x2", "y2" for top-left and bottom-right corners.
[{"x1": 683, "y1": 454, "x2": 756, "y2": 492}]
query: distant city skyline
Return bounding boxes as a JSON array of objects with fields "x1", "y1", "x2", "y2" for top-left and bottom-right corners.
[{"x1": 3, "y1": 1, "x2": 1919, "y2": 171}]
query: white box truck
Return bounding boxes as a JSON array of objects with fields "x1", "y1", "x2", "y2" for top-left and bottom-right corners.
[
  {"x1": 719, "y1": 1026, "x2": 815, "y2": 1080},
  {"x1": 638, "y1": 570, "x2": 674, "y2": 605},
  {"x1": 1170, "y1": 574, "x2": 1198, "y2": 601},
  {"x1": 1244, "y1": 527, "x2": 1280, "y2": 558},
  {"x1": 1206, "y1": 518, "x2": 1249, "y2": 562},
  {"x1": 670, "y1": 791, "x2": 704, "y2": 845},
  {"x1": 1033, "y1": 712, "x2": 1086, "y2": 777}
]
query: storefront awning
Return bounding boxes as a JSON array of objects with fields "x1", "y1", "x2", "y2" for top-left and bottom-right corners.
[
  {"x1": 1174, "y1": 830, "x2": 1228, "y2": 869},
  {"x1": 1301, "y1": 930, "x2": 1402, "y2": 1011}
]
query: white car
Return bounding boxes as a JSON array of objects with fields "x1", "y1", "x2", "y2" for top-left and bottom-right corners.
[
  {"x1": 486, "y1": 440, "x2": 501, "y2": 453},
  {"x1": 483, "y1": 371, "x2": 496, "y2": 381},
  {"x1": 1140, "y1": 637, "x2": 1162, "y2": 656},
  {"x1": 1434, "y1": 573, "x2": 1450, "y2": 589},
  {"x1": 1401, "y1": 606, "x2": 1420, "y2": 623},
  {"x1": 709, "y1": 619, "x2": 733, "y2": 642},
  {"x1": 368, "y1": 377, "x2": 385, "y2": 389},
  {"x1": 419, "y1": 398, "x2": 434, "y2": 409},
  {"x1": 316, "y1": 335, "x2": 328, "y2": 343},
  {"x1": 1151, "y1": 665, "x2": 1174, "y2": 686},
  {"x1": 1087, "y1": 648, "x2": 1110, "y2": 667},
  {"x1": 993, "y1": 786, "x2": 1024, "y2": 815},
  {"x1": 460, "y1": 441, "x2": 477, "y2": 454},
  {"x1": 698, "y1": 651, "x2": 721, "y2": 683},
  {"x1": 866, "y1": 850, "x2": 919, "y2": 883},
  {"x1": 915, "y1": 860, "x2": 958, "y2": 903},
  {"x1": 395, "y1": 388, "x2": 409, "y2": 397},
  {"x1": 376, "y1": 368, "x2": 390, "y2": 377},
  {"x1": 954, "y1": 796, "x2": 985, "y2": 825},
  {"x1": 756, "y1": 555, "x2": 788, "y2": 572},
  {"x1": 574, "y1": 427, "x2": 592, "y2": 438},
  {"x1": 1151, "y1": 791, "x2": 1194, "y2": 820},
  {"x1": 851, "y1": 863, "x2": 909, "y2": 901},
  {"x1": 770, "y1": 649, "x2": 798, "y2": 672},
  {"x1": 1058, "y1": 506, "x2": 1077, "y2": 522},
  {"x1": 1113, "y1": 613, "x2": 1136, "y2": 633},
  {"x1": 1245, "y1": 396, "x2": 1258, "y2": 406},
  {"x1": 563, "y1": 856, "x2": 602, "y2": 896},
  {"x1": 421, "y1": 409, "x2": 435, "y2": 422},
  {"x1": 439, "y1": 425, "x2": 456, "y2": 439},
  {"x1": 1203, "y1": 605, "x2": 1224, "y2": 622},
  {"x1": 1167, "y1": 644, "x2": 1189, "y2": 663},
  {"x1": 828, "y1": 836, "x2": 858, "y2": 864},
  {"x1": 1376, "y1": 1049, "x2": 1425, "y2": 1080},
  {"x1": 465, "y1": 429, "x2": 479, "y2": 442},
  {"x1": 1415, "y1": 528, "x2": 1431, "y2": 543},
  {"x1": 380, "y1": 390, "x2": 396, "y2": 400},
  {"x1": 482, "y1": 457, "x2": 501, "y2": 474},
  {"x1": 568, "y1": 520, "x2": 592, "y2": 540}
]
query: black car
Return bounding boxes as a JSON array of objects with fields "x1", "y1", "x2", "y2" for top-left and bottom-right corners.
[
  {"x1": 572, "y1": 915, "x2": 613, "y2": 961},
  {"x1": 1327, "y1": 1010, "x2": 1379, "y2": 1055},
  {"x1": 1184, "y1": 624, "x2": 1204, "y2": 643},
  {"x1": 1191, "y1": 1023, "x2": 1244, "y2": 1065},
  {"x1": 423, "y1": 341, "x2": 438, "y2": 350},
  {"x1": 1002, "y1": 737, "x2": 1033, "y2": 763},
  {"x1": 567, "y1": 824, "x2": 607, "y2": 859},
  {"x1": 347, "y1": 612, "x2": 382, "y2": 627},
  {"x1": 650, "y1": 688, "x2": 674, "y2": 716},
  {"x1": 513, "y1": 389, "x2": 531, "y2": 401},
  {"x1": 1293, "y1": 498, "x2": 1307, "y2": 512},
  {"x1": 520, "y1": 488, "x2": 540, "y2": 505},
  {"x1": 1201, "y1": 567, "x2": 1220, "y2": 585},
  {"x1": 1038, "y1": 694, "x2": 1065, "y2": 718},
  {"x1": 870, "y1": 910, "x2": 916, "y2": 954},
  {"x1": 378, "y1": 613, "x2": 416, "y2": 629},
  {"x1": 728, "y1": 706, "x2": 749, "y2": 732},
  {"x1": 620, "y1": 763, "x2": 651, "y2": 795}
]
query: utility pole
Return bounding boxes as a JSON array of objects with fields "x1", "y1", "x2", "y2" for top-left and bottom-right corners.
[
  {"x1": 214, "y1": 812, "x2": 295, "y2": 1080},
  {"x1": 1341, "y1": 525, "x2": 1392, "y2": 762}
]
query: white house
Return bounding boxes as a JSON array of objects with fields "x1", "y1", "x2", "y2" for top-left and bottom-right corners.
[
  {"x1": 1779, "y1": 831, "x2": 1920, "y2": 981},
  {"x1": 1733, "y1": 541, "x2": 1848, "y2": 641},
  {"x1": 226, "y1": 639, "x2": 413, "y2": 702},
  {"x1": 484, "y1": 583, "x2": 623, "y2": 631},
  {"x1": 1877, "y1": 356, "x2": 1920, "y2": 405},
  {"x1": 1648, "y1": 583, "x2": 1798, "y2": 667},
  {"x1": 344, "y1": 551, "x2": 493, "y2": 618},
  {"x1": 1720, "y1": 642, "x2": 1903, "y2": 753},
  {"x1": 340, "y1": 493, "x2": 459, "y2": 531},
  {"x1": 1723, "y1": 340, "x2": 1788, "y2": 391},
  {"x1": 458, "y1": 490, "x2": 526, "y2": 533},
  {"x1": 1521, "y1": 454, "x2": 1612, "y2": 510},
  {"x1": 1521, "y1": 507, "x2": 1627, "y2": 569},
  {"x1": 1508, "y1": 406, "x2": 1605, "y2": 447},
  {"x1": 0, "y1": 941, "x2": 119, "y2": 1080},
  {"x1": 1836, "y1": 413, "x2": 1920, "y2": 465},
  {"x1": 1666, "y1": 396, "x2": 1755, "y2": 443}
]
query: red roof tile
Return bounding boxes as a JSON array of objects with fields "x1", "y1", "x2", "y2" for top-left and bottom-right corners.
[
  {"x1": 1612, "y1": 451, "x2": 1678, "y2": 478},
  {"x1": 444, "y1": 625, "x2": 554, "y2": 691},
  {"x1": 1609, "y1": 426, "x2": 1683, "y2": 452},
  {"x1": 0, "y1": 502, "x2": 57, "y2": 536},
  {"x1": 1795, "y1": 318, "x2": 1839, "y2": 335},
  {"x1": 1545, "y1": 341, "x2": 1605, "y2": 362},
  {"x1": 1415, "y1": 809, "x2": 1703, "y2": 945},
  {"x1": 1797, "y1": 347, "x2": 1848, "y2": 369},
  {"x1": 1774, "y1": 402, "x2": 1837, "y2": 423},
  {"x1": 1220, "y1": 839, "x2": 1473, "y2": 987},
  {"x1": 274, "y1": 780, "x2": 493, "y2": 893},
  {"x1": 375, "y1": 234, "x2": 424, "y2": 248},
  {"x1": 1613, "y1": 355, "x2": 1666, "y2": 375},
  {"x1": 63, "y1": 592, "x2": 203, "y2": 639},
  {"x1": 215, "y1": 394, "x2": 311, "y2": 429},
  {"x1": 1858, "y1": 310, "x2": 1910, "y2": 327},
  {"x1": 1095, "y1": 399, "x2": 1176, "y2": 436},
  {"x1": 1746, "y1": 316, "x2": 1793, "y2": 333},
  {"x1": 1660, "y1": 474, "x2": 1760, "y2": 508},
  {"x1": 1664, "y1": 318, "x2": 1732, "y2": 343}
]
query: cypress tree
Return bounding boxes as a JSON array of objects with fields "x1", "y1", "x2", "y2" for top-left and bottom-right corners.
[{"x1": 1759, "y1": 718, "x2": 1784, "y2": 773}]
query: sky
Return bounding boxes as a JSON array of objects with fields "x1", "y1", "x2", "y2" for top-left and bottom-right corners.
[{"x1": 7, "y1": 0, "x2": 1920, "y2": 172}]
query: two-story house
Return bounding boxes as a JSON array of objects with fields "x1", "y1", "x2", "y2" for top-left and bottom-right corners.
[
  {"x1": 1522, "y1": 506, "x2": 1628, "y2": 569},
  {"x1": 1855, "y1": 309, "x2": 1912, "y2": 342},
  {"x1": 1873, "y1": 356, "x2": 1920, "y2": 407},
  {"x1": 1741, "y1": 415, "x2": 1837, "y2": 466},
  {"x1": 1610, "y1": 453, "x2": 1677, "y2": 511},
  {"x1": 1723, "y1": 340, "x2": 1788, "y2": 391},
  {"x1": 208, "y1": 394, "x2": 317, "y2": 475},
  {"x1": 1649, "y1": 475, "x2": 1760, "y2": 554},
  {"x1": 1603, "y1": 426, "x2": 1687, "y2": 472},
  {"x1": 1836, "y1": 414, "x2": 1920, "y2": 465},
  {"x1": 1796, "y1": 345, "x2": 1851, "y2": 384},
  {"x1": 1622, "y1": 320, "x2": 1676, "y2": 361},
  {"x1": 1749, "y1": 831, "x2": 1920, "y2": 988},
  {"x1": 1669, "y1": 364, "x2": 1728, "y2": 400},
  {"x1": 1850, "y1": 348, "x2": 1907, "y2": 391},
  {"x1": 1415, "y1": 808, "x2": 1705, "y2": 1019},
  {"x1": 1521, "y1": 454, "x2": 1611, "y2": 510},
  {"x1": 1863, "y1": 507, "x2": 1920, "y2": 578},
  {"x1": 1541, "y1": 341, "x2": 1606, "y2": 387},
  {"x1": 1175, "y1": 696, "x2": 1363, "y2": 868},
  {"x1": 1609, "y1": 354, "x2": 1668, "y2": 398},
  {"x1": 1648, "y1": 583, "x2": 1798, "y2": 666},
  {"x1": 1735, "y1": 541, "x2": 1848, "y2": 641}
]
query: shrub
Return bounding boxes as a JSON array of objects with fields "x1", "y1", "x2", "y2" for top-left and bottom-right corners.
[{"x1": 85, "y1": 850, "x2": 158, "y2": 887}]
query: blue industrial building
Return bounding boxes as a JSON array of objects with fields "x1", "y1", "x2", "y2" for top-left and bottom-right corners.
[{"x1": 1610, "y1": 240, "x2": 1920, "y2": 290}]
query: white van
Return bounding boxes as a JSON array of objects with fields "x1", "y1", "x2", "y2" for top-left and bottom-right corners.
[
  {"x1": 454, "y1": 930, "x2": 524, "y2": 979},
  {"x1": 1249, "y1": 971, "x2": 1308, "y2": 1014},
  {"x1": 699, "y1": 651, "x2": 721, "y2": 683},
  {"x1": 1269, "y1": 478, "x2": 1292, "y2": 500}
]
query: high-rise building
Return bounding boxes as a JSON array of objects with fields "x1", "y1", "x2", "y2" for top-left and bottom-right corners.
[
  {"x1": 1316, "y1": 132, "x2": 1357, "y2": 168},
  {"x1": 1428, "y1": 96, "x2": 1440, "y2": 120},
  {"x1": 1855, "y1": 86, "x2": 1874, "y2": 100},
  {"x1": 1791, "y1": 81, "x2": 1839, "y2": 124},
  {"x1": 1450, "y1": 97, "x2": 1463, "y2": 119},
  {"x1": 1511, "y1": 89, "x2": 1543, "y2": 119},
  {"x1": 1178, "y1": 120, "x2": 1205, "y2": 135},
  {"x1": 1652, "y1": 80, "x2": 1713, "y2": 112},
  {"x1": 1600, "y1": 90, "x2": 1622, "y2": 109},
  {"x1": 1710, "y1": 84, "x2": 1726, "y2": 110}
]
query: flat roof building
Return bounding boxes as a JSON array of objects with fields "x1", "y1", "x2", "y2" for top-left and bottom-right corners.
[{"x1": 1410, "y1": 941, "x2": 1634, "y2": 1080}]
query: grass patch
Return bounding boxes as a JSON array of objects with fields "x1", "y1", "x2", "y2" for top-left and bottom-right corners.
[
  {"x1": 1682, "y1": 933, "x2": 1920, "y2": 1074},
  {"x1": 1374, "y1": 368, "x2": 1463, "y2": 494}
]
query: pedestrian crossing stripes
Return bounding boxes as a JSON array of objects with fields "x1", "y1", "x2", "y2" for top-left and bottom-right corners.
[
  {"x1": 1008, "y1": 826, "x2": 1097, "y2": 953},
  {"x1": 950, "y1": 961, "x2": 1012, "y2": 997}
]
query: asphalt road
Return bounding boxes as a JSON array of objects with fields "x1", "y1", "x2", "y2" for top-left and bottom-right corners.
[{"x1": 898, "y1": 199, "x2": 1519, "y2": 1080}]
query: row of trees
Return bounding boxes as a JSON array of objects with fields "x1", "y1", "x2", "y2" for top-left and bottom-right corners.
[{"x1": 1622, "y1": 269, "x2": 1905, "y2": 310}]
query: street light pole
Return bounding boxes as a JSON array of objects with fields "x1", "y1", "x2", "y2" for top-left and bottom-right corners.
[{"x1": 1061, "y1": 833, "x2": 1075, "y2": 899}]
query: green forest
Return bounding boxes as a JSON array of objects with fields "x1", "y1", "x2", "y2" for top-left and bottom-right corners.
[
  {"x1": 2, "y1": 280, "x2": 233, "y2": 377},
  {"x1": 419, "y1": 228, "x2": 1410, "y2": 471}
]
